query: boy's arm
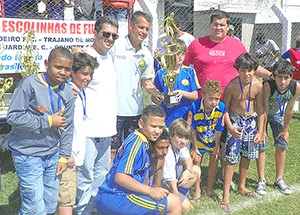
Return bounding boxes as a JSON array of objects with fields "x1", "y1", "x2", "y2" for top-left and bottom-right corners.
[
  {"x1": 212, "y1": 130, "x2": 221, "y2": 155},
  {"x1": 254, "y1": 65, "x2": 272, "y2": 79},
  {"x1": 276, "y1": 82, "x2": 300, "y2": 143},
  {"x1": 190, "y1": 130, "x2": 200, "y2": 158},
  {"x1": 115, "y1": 173, "x2": 169, "y2": 200},
  {"x1": 262, "y1": 82, "x2": 271, "y2": 145},
  {"x1": 173, "y1": 90, "x2": 198, "y2": 102},
  {"x1": 253, "y1": 83, "x2": 264, "y2": 144},
  {"x1": 153, "y1": 159, "x2": 164, "y2": 187},
  {"x1": 178, "y1": 157, "x2": 193, "y2": 187},
  {"x1": 222, "y1": 85, "x2": 242, "y2": 139}
]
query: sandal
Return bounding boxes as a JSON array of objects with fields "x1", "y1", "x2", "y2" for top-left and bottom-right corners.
[{"x1": 221, "y1": 202, "x2": 231, "y2": 212}]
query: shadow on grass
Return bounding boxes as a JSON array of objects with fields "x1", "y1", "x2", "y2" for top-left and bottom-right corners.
[{"x1": 0, "y1": 188, "x2": 20, "y2": 214}]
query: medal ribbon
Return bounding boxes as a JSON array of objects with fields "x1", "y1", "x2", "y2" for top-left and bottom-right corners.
[
  {"x1": 148, "y1": 159, "x2": 157, "y2": 187},
  {"x1": 78, "y1": 89, "x2": 87, "y2": 120},
  {"x1": 277, "y1": 87, "x2": 287, "y2": 120},
  {"x1": 44, "y1": 74, "x2": 61, "y2": 114},
  {"x1": 171, "y1": 143, "x2": 180, "y2": 179},
  {"x1": 203, "y1": 99, "x2": 215, "y2": 143},
  {"x1": 239, "y1": 77, "x2": 252, "y2": 115}
]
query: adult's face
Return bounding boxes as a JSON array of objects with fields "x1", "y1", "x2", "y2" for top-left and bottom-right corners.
[
  {"x1": 93, "y1": 22, "x2": 118, "y2": 55},
  {"x1": 129, "y1": 16, "x2": 151, "y2": 44},
  {"x1": 209, "y1": 18, "x2": 229, "y2": 42}
]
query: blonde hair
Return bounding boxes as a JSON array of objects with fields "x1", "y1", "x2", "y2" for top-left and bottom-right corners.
[
  {"x1": 169, "y1": 118, "x2": 193, "y2": 139},
  {"x1": 202, "y1": 80, "x2": 222, "y2": 96}
]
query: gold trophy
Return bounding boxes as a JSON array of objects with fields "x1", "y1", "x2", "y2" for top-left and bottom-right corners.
[
  {"x1": 154, "y1": 12, "x2": 181, "y2": 107},
  {"x1": 0, "y1": 77, "x2": 13, "y2": 111},
  {"x1": 16, "y1": 29, "x2": 40, "y2": 78}
]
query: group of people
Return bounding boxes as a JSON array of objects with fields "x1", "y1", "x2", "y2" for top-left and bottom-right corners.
[
  {"x1": 6, "y1": 8, "x2": 299, "y2": 215},
  {"x1": 5, "y1": 0, "x2": 135, "y2": 21}
]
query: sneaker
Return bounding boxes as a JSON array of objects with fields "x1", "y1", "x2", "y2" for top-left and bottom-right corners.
[
  {"x1": 273, "y1": 179, "x2": 292, "y2": 195},
  {"x1": 256, "y1": 180, "x2": 267, "y2": 195},
  {"x1": 217, "y1": 175, "x2": 235, "y2": 190}
]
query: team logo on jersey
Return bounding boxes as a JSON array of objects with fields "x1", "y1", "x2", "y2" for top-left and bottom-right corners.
[
  {"x1": 209, "y1": 50, "x2": 225, "y2": 56},
  {"x1": 139, "y1": 60, "x2": 145, "y2": 67},
  {"x1": 181, "y1": 79, "x2": 189, "y2": 86},
  {"x1": 35, "y1": 107, "x2": 47, "y2": 112}
]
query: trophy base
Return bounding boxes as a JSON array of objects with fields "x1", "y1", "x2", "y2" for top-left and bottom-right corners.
[{"x1": 164, "y1": 94, "x2": 180, "y2": 108}]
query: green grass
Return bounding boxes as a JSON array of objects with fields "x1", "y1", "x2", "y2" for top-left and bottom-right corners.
[{"x1": 187, "y1": 112, "x2": 300, "y2": 215}]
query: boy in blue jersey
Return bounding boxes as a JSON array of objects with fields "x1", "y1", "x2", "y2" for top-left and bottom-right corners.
[
  {"x1": 188, "y1": 80, "x2": 225, "y2": 204},
  {"x1": 56, "y1": 52, "x2": 99, "y2": 215},
  {"x1": 152, "y1": 38, "x2": 201, "y2": 127},
  {"x1": 256, "y1": 59, "x2": 300, "y2": 196},
  {"x1": 7, "y1": 47, "x2": 75, "y2": 215},
  {"x1": 96, "y1": 105, "x2": 181, "y2": 215},
  {"x1": 221, "y1": 53, "x2": 264, "y2": 211}
]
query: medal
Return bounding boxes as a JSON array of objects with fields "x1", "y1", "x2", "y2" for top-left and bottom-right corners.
[
  {"x1": 203, "y1": 99, "x2": 215, "y2": 143},
  {"x1": 280, "y1": 117, "x2": 284, "y2": 121},
  {"x1": 203, "y1": 135, "x2": 208, "y2": 141},
  {"x1": 239, "y1": 77, "x2": 252, "y2": 117},
  {"x1": 83, "y1": 115, "x2": 87, "y2": 120},
  {"x1": 277, "y1": 87, "x2": 287, "y2": 122},
  {"x1": 78, "y1": 89, "x2": 87, "y2": 121}
]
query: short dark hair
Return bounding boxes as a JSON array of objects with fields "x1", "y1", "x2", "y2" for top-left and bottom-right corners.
[
  {"x1": 94, "y1": 16, "x2": 119, "y2": 33},
  {"x1": 234, "y1": 53, "x2": 259, "y2": 71},
  {"x1": 150, "y1": 129, "x2": 170, "y2": 146},
  {"x1": 272, "y1": 59, "x2": 293, "y2": 77},
  {"x1": 72, "y1": 53, "x2": 99, "y2": 73},
  {"x1": 48, "y1": 47, "x2": 73, "y2": 62},
  {"x1": 140, "y1": 105, "x2": 165, "y2": 123},
  {"x1": 210, "y1": 10, "x2": 230, "y2": 25},
  {"x1": 256, "y1": 32, "x2": 265, "y2": 41},
  {"x1": 131, "y1": 11, "x2": 152, "y2": 26}
]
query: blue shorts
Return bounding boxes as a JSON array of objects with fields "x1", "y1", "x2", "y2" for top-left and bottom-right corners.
[
  {"x1": 13, "y1": 151, "x2": 60, "y2": 214},
  {"x1": 111, "y1": 115, "x2": 140, "y2": 150},
  {"x1": 96, "y1": 190, "x2": 167, "y2": 215},
  {"x1": 224, "y1": 113, "x2": 259, "y2": 164},
  {"x1": 259, "y1": 113, "x2": 287, "y2": 151}
]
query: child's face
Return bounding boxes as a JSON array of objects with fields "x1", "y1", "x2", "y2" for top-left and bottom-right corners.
[
  {"x1": 274, "y1": 74, "x2": 292, "y2": 92},
  {"x1": 44, "y1": 56, "x2": 72, "y2": 86},
  {"x1": 152, "y1": 139, "x2": 169, "y2": 160},
  {"x1": 138, "y1": 116, "x2": 165, "y2": 142},
  {"x1": 237, "y1": 68, "x2": 254, "y2": 85},
  {"x1": 170, "y1": 134, "x2": 189, "y2": 150},
  {"x1": 202, "y1": 91, "x2": 221, "y2": 113},
  {"x1": 176, "y1": 52, "x2": 186, "y2": 65},
  {"x1": 71, "y1": 66, "x2": 94, "y2": 90}
]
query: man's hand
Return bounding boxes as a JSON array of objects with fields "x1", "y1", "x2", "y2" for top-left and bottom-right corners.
[
  {"x1": 56, "y1": 162, "x2": 67, "y2": 175},
  {"x1": 149, "y1": 187, "x2": 169, "y2": 200},
  {"x1": 51, "y1": 109, "x2": 67, "y2": 131},
  {"x1": 276, "y1": 131, "x2": 289, "y2": 144}
]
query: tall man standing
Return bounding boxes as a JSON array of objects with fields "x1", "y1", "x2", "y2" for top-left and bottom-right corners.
[
  {"x1": 110, "y1": 11, "x2": 163, "y2": 162},
  {"x1": 183, "y1": 10, "x2": 270, "y2": 99},
  {"x1": 73, "y1": 16, "x2": 119, "y2": 214}
]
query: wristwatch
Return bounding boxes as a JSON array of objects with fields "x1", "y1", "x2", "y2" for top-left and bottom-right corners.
[{"x1": 157, "y1": 93, "x2": 163, "y2": 101}]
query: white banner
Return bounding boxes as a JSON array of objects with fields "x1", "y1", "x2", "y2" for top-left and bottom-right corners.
[{"x1": 0, "y1": 18, "x2": 95, "y2": 74}]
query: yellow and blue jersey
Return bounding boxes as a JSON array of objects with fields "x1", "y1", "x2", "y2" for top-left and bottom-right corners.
[
  {"x1": 99, "y1": 130, "x2": 150, "y2": 195},
  {"x1": 189, "y1": 98, "x2": 225, "y2": 153},
  {"x1": 154, "y1": 65, "x2": 201, "y2": 127}
]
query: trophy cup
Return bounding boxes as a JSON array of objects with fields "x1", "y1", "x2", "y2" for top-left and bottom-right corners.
[
  {"x1": 16, "y1": 29, "x2": 40, "y2": 78},
  {"x1": 0, "y1": 77, "x2": 13, "y2": 111},
  {"x1": 154, "y1": 12, "x2": 181, "y2": 107}
]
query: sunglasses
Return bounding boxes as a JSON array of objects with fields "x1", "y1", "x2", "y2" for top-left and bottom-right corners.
[{"x1": 101, "y1": 31, "x2": 119, "y2": 40}]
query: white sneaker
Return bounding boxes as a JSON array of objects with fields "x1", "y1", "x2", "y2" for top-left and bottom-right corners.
[
  {"x1": 256, "y1": 180, "x2": 267, "y2": 195},
  {"x1": 274, "y1": 179, "x2": 292, "y2": 195},
  {"x1": 217, "y1": 175, "x2": 235, "y2": 190}
]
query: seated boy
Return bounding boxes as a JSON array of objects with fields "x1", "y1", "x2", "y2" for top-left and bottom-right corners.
[
  {"x1": 149, "y1": 129, "x2": 170, "y2": 188},
  {"x1": 152, "y1": 38, "x2": 201, "y2": 127},
  {"x1": 221, "y1": 53, "x2": 264, "y2": 211},
  {"x1": 161, "y1": 118, "x2": 200, "y2": 214},
  {"x1": 96, "y1": 105, "x2": 181, "y2": 215},
  {"x1": 56, "y1": 53, "x2": 99, "y2": 215},
  {"x1": 7, "y1": 47, "x2": 75, "y2": 214},
  {"x1": 189, "y1": 80, "x2": 225, "y2": 203},
  {"x1": 256, "y1": 59, "x2": 300, "y2": 195}
]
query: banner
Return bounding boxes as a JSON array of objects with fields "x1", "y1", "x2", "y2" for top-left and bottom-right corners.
[{"x1": 0, "y1": 18, "x2": 95, "y2": 74}]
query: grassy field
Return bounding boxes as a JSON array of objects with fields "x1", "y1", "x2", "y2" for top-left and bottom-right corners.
[{"x1": 1, "y1": 96, "x2": 300, "y2": 214}]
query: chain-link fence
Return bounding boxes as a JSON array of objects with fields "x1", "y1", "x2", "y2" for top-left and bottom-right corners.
[{"x1": 1, "y1": 0, "x2": 300, "y2": 73}]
